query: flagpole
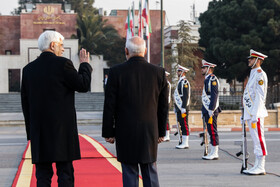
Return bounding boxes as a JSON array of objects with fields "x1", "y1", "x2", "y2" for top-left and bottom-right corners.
[
  {"x1": 139, "y1": 0, "x2": 143, "y2": 38},
  {"x1": 161, "y1": 0, "x2": 164, "y2": 68},
  {"x1": 147, "y1": 0, "x2": 150, "y2": 63},
  {"x1": 132, "y1": 1, "x2": 136, "y2": 35},
  {"x1": 148, "y1": 35, "x2": 150, "y2": 63}
]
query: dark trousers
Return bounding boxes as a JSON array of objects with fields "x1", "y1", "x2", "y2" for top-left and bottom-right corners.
[
  {"x1": 121, "y1": 162, "x2": 159, "y2": 187},
  {"x1": 204, "y1": 113, "x2": 219, "y2": 146},
  {"x1": 35, "y1": 161, "x2": 74, "y2": 187},
  {"x1": 176, "y1": 110, "x2": 189, "y2": 135}
]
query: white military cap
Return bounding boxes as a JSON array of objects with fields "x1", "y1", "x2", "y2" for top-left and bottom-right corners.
[
  {"x1": 165, "y1": 71, "x2": 170, "y2": 76},
  {"x1": 201, "y1": 59, "x2": 217, "y2": 68},
  {"x1": 177, "y1": 65, "x2": 189, "y2": 72},
  {"x1": 247, "y1": 49, "x2": 268, "y2": 60}
]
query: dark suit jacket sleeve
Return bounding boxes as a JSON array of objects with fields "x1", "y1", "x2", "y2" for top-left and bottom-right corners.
[
  {"x1": 102, "y1": 68, "x2": 117, "y2": 138},
  {"x1": 20, "y1": 68, "x2": 30, "y2": 140},
  {"x1": 63, "y1": 60, "x2": 92, "y2": 92},
  {"x1": 157, "y1": 69, "x2": 169, "y2": 137}
]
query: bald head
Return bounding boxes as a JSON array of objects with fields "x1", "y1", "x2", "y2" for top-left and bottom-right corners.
[{"x1": 125, "y1": 36, "x2": 147, "y2": 59}]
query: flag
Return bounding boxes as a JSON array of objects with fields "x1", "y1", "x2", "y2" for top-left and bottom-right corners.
[
  {"x1": 125, "y1": 7, "x2": 134, "y2": 40},
  {"x1": 142, "y1": 0, "x2": 152, "y2": 39},
  {"x1": 138, "y1": 0, "x2": 144, "y2": 38},
  {"x1": 131, "y1": 1, "x2": 135, "y2": 34},
  {"x1": 129, "y1": 7, "x2": 134, "y2": 37}
]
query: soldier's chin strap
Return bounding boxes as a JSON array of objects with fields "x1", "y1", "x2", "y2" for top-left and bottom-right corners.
[
  {"x1": 179, "y1": 71, "x2": 185, "y2": 80},
  {"x1": 251, "y1": 57, "x2": 259, "y2": 69},
  {"x1": 206, "y1": 66, "x2": 210, "y2": 76}
]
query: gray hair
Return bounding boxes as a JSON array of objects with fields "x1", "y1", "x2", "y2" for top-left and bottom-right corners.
[
  {"x1": 125, "y1": 36, "x2": 146, "y2": 54},
  {"x1": 38, "y1": 31, "x2": 64, "y2": 51}
]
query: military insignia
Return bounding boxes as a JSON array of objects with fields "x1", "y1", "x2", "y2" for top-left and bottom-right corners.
[
  {"x1": 212, "y1": 81, "x2": 217, "y2": 86},
  {"x1": 258, "y1": 80, "x2": 264, "y2": 85},
  {"x1": 257, "y1": 69, "x2": 262, "y2": 73},
  {"x1": 184, "y1": 84, "x2": 188, "y2": 88}
]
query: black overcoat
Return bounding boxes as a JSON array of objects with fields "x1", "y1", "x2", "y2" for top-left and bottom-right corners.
[
  {"x1": 21, "y1": 52, "x2": 92, "y2": 164},
  {"x1": 102, "y1": 56, "x2": 169, "y2": 164}
]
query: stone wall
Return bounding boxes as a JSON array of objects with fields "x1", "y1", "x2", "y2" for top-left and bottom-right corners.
[
  {"x1": 0, "y1": 16, "x2": 20, "y2": 55},
  {"x1": 169, "y1": 107, "x2": 280, "y2": 129}
]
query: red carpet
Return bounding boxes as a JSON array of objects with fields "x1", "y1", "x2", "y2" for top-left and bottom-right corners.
[{"x1": 12, "y1": 134, "x2": 143, "y2": 187}]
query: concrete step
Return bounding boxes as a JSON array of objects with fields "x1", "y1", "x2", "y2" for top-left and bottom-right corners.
[
  {"x1": 0, "y1": 92, "x2": 104, "y2": 113},
  {"x1": 0, "y1": 112, "x2": 103, "y2": 126}
]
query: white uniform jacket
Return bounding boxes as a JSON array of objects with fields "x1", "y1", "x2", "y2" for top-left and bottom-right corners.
[{"x1": 243, "y1": 67, "x2": 268, "y2": 120}]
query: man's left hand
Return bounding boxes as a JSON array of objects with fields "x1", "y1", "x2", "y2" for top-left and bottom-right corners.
[
  {"x1": 105, "y1": 137, "x2": 115, "y2": 144},
  {"x1": 158, "y1": 137, "x2": 164, "y2": 143}
]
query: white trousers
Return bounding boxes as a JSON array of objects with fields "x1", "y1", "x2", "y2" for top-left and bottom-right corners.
[{"x1": 247, "y1": 118, "x2": 268, "y2": 157}]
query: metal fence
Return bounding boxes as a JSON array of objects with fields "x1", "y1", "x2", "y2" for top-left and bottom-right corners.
[
  {"x1": 190, "y1": 87, "x2": 243, "y2": 110},
  {"x1": 187, "y1": 85, "x2": 280, "y2": 111},
  {"x1": 267, "y1": 83, "x2": 280, "y2": 109}
]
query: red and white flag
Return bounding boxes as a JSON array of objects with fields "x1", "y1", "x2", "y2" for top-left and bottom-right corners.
[
  {"x1": 125, "y1": 7, "x2": 134, "y2": 40},
  {"x1": 138, "y1": 0, "x2": 144, "y2": 38},
  {"x1": 142, "y1": 0, "x2": 152, "y2": 39}
]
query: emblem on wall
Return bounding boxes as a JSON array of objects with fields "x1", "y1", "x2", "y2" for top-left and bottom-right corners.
[{"x1": 44, "y1": 6, "x2": 54, "y2": 15}]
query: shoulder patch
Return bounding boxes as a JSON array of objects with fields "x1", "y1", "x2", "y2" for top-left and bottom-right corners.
[
  {"x1": 212, "y1": 81, "x2": 217, "y2": 86},
  {"x1": 182, "y1": 79, "x2": 188, "y2": 84},
  {"x1": 210, "y1": 75, "x2": 217, "y2": 81},
  {"x1": 258, "y1": 80, "x2": 264, "y2": 85},
  {"x1": 257, "y1": 69, "x2": 262, "y2": 73}
]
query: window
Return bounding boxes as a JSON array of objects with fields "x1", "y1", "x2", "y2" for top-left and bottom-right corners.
[
  {"x1": 5, "y1": 50, "x2": 12, "y2": 55},
  {"x1": 8, "y1": 69, "x2": 21, "y2": 92},
  {"x1": 43, "y1": 28, "x2": 55, "y2": 32}
]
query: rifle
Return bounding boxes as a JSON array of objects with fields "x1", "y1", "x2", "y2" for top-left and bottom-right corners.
[
  {"x1": 199, "y1": 115, "x2": 208, "y2": 156},
  {"x1": 174, "y1": 111, "x2": 182, "y2": 144},
  {"x1": 236, "y1": 108, "x2": 249, "y2": 174}
]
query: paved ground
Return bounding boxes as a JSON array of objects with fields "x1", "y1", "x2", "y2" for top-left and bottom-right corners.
[{"x1": 1, "y1": 124, "x2": 280, "y2": 187}]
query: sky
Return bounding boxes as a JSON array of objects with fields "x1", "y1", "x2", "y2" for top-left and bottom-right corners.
[{"x1": 0, "y1": 0, "x2": 212, "y2": 25}]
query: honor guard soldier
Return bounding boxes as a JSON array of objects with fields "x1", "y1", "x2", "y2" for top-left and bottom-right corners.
[
  {"x1": 174, "y1": 65, "x2": 191, "y2": 149},
  {"x1": 201, "y1": 60, "x2": 222, "y2": 160},
  {"x1": 164, "y1": 71, "x2": 172, "y2": 141},
  {"x1": 242, "y1": 49, "x2": 268, "y2": 175}
]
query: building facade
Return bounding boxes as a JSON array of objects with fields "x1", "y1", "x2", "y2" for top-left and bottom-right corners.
[
  {"x1": 103, "y1": 9, "x2": 166, "y2": 65},
  {"x1": 0, "y1": 3, "x2": 108, "y2": 93}
]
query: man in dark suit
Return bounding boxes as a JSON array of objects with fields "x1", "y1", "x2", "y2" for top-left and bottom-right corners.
[
  {"x1": 102, "y1": 36, "x2": 168, "y2": 187},
  {"x1": 21, "y1": 31, "x2": 92, "y2": 186}
]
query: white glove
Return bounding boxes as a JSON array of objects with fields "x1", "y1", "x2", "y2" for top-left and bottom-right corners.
[
  {"x1": 181, "y1": 108, "x2": 186, "y2": 114},
  {"x1": 251, "y1": 115, "x2": 258, "y2": 124},
  {"x1": 240, "y1": 116, "x2": 245, "y2": 125},
  {"x1": 208, "y1": 110, "x2": 213, "y2": 117},
  {"x1": 201, "y1": 113, "x2": 203, "y2": 119}
]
